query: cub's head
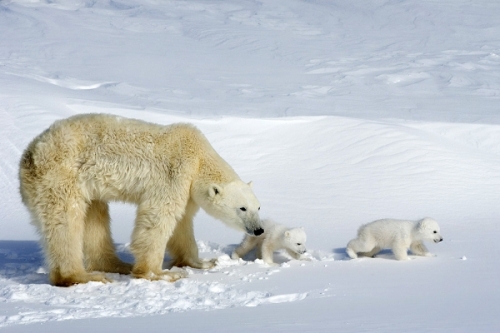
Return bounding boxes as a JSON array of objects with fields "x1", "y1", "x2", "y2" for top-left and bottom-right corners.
[
  {"x1": 193, "y1": 180, "x2": 263, "y2": 236},
  {"x1": 284, "y1": 227, "x2": 307, "y2": 255},
  {"x1": 417, "y1": 217, "x2": 443, "y2": 243}
]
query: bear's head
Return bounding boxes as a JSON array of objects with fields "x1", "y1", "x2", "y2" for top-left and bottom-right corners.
[
  {"x1": 417, "y1": 217, "x2": 443, "y2": 243},
  {"x1": 193, "y1": 180, "x2": 263, "y2": 236},
  {"x1": 284, "y1": 227, "x2": 307, "y2": 255}
]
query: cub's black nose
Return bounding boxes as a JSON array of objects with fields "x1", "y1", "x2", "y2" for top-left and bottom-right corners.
[
  {"x1": 440, "y1": 238, "x2": 443, "y2": 242},
  {"x1": 253, "y1": 228, "x2": 264, "y2": 236}
]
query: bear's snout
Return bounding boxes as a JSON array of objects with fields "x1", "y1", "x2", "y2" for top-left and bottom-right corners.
[
  {"x1": 435, "y1": 237, "x2": 443, "y2": 243},
  {"x1": 253, "y1": 228, "x2": 264, "y2": 236}
]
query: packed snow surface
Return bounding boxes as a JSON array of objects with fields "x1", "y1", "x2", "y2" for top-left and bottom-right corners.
[{"x1": 1, "y1": 0, "x2": 500, "y2": 332}]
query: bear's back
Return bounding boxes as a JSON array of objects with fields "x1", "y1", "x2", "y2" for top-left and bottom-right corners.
[
  {"x1": 28, "y1": 113, "x2": 206, "y2": 161},
  {"x1": 358, "y1": 219, "x2": 414, "y2": 245}
]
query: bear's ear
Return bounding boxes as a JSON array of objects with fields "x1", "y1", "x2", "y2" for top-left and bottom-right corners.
[
  {"x1": 285, "y1": 230, "x2": 291, "y2": 238},
  {"x1": 418, "y1": 218, "x2": 431, "y2": 230},
  {"x1": 417, "y1": 219, "x2": 429, "y2": 231},
  {"x1": 208, "y1": 184, "x2": 223, "y2": 198},
  {"x1": 416, "y1": 220, "x2": 423, "y2": 230},
  {"x1": 248, "y1": 181, "x2": 253, "y2": 188}
]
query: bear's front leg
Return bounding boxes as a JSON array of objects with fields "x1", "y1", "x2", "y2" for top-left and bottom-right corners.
[
  {"x1": 392, "y1": 241, "x2": 410, "y2": 261},
  {"x1": 260, "y1": 240, "x2": 277, "y2": 265},
  {"x1": 167, "y1": 199, "x2": 217, "y2": 270},
  {"x1": 232, "y1": 235, "x2": 259, "y2": 260},
  {"x1": 285, "y1": 249, "x2": 303, "y2": 260},
  {"x1": 131, "y1": 205, "x2": 187, "y2": 282},
  {"x1": 410, "y1": 241, "x2": 432, "y2": 256}
]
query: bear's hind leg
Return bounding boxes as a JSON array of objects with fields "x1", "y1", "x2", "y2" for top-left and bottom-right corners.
[
  {"x1": 232, "y1": 235, "x2": 259, "y2": 260},
  {"x1": 346, "y1": 237, "x2": 376, "y2": 259},
  {"x1": 83, "y1": 200, "x2": 132, "y2": 274},
  {"x1": 359, "y1": 246, "x2": 382, "y2": 258},
  {"x1": 50, "y1": 269, "x2": 110, "y2": 287},
  {"x1": 41, "y1": 191, "x2": 108, "y2": 286}
]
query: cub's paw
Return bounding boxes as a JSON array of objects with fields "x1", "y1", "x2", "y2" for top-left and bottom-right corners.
[
  {"x1": 299, "y1": 254, "x2": 313, "y2": 262},
  {"x1": 345, "y1": 248, "x2": 358, "y2": 259}
]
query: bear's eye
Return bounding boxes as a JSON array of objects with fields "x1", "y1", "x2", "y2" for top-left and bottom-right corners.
[
  {"x1": 240, "y1": 207, "x2": 246, "y2": 212},
  {"x1": 433, "y1": 231, "x2": 437, "y2": 234},
  {"x1": 297, "y1": 243, "x2": 301, "y2": 246},
  {"x1": 258, "y1": 207, "x2": 260, "y2": 211}
]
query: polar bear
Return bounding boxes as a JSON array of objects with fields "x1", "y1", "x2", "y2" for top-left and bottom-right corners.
[
  {"x1": 231, "y1": 219, "x2": 307, "y2": 265},
  {"x1": 346, "y1": 217, "x2": 443, "y2": 260},
  {"x1": 19, "y1": 113, "x2": 263, "y2": 286}
]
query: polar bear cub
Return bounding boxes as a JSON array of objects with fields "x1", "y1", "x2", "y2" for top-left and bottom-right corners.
[
  {"x1": 232, "y1": 219, "x2": 307, "y2": 265},
  {"x1": 346, "y1": 217, "x2": 443, "y2": 260}
]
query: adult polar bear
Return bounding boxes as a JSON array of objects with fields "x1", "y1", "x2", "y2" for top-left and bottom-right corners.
[{"x1": 19, "y1": 113, "x2": 263, "y2": 286}]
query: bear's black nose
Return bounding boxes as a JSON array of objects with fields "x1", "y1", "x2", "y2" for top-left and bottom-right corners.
[
  {"x1": 253, "y1": 228, "x2": 264, "y2": 236},
  {"x1": 440, "y1": 238, "x2": 443, "y2": 242}
]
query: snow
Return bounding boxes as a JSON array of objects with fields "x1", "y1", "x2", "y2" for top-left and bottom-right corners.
[{"x1": 1, "y1": 0, "x2": 500, "y2": 331}]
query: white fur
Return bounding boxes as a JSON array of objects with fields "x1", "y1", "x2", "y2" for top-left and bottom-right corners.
[
  {"x1": 346, "y1": 217, "x2": 443, "y2": 260},
  {"x1": 19, "y1": 113, "x2": 263, "y2": 286},
  {"x1": 192, "y1": 180, "x2": 261, "y2": 235},
  {"x1": 231, "y1": 219, "x2": 307, "y2": 265}
]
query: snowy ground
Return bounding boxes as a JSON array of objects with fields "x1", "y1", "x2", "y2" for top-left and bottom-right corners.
[{"x1": 1, "y1": 0, "x2": 500, "y2": 332}]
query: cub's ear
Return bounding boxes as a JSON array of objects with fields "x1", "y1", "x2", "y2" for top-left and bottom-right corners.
[
  {"x1": 248, "y1": 181, "x2": 253, "y2": 188},
  {"x1": 416, "y1": 220, "x2": 424, "y2": 230},
  {"x1": 209, "y1": 184, "x2": 223, "y2": 198},
  {"x1": 416, "y1": 220, "x2": 429, "y2": 231},
  {"x1": 285, "y1": 230, "x2": 291, "y2": 238},
  {"x1": 418, "y1": 217, "x2": 432, "y2": 230}
]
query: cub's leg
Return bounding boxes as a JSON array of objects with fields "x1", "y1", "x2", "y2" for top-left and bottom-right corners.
[
  {"x1": 359, "y1": 246, "x2": 382, "y2": 258},
  {"x1": 130, "y1": 202, "x2": 186, "y2": 282},
  {"x1": 260, "y1": 239, "x2": 277, "y2": 265},
  {"x1": 285, "y1": 249, "x2": 302, "y2": 260},
  {"x1": 346, "y1": 237, "x2": 376, "y2": 259},
  {"x1": 83, "y1": 200, "x2": 132, "y2": 274},
  {"x1": 167, "y1": 199, "x2": 215, "y2": 269},
  {"x1": 392, "y1": 241, "x2": 410, "y2": 260},
  {"x1": 232, "y1": 235, "x2": 259, "y2": 260},
  {"x1": 255, "y1": 239, "x2": 264, "y2": 259},
  {"x1": 410, "y1": 241, "x2": 431, "y2": 256}
]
